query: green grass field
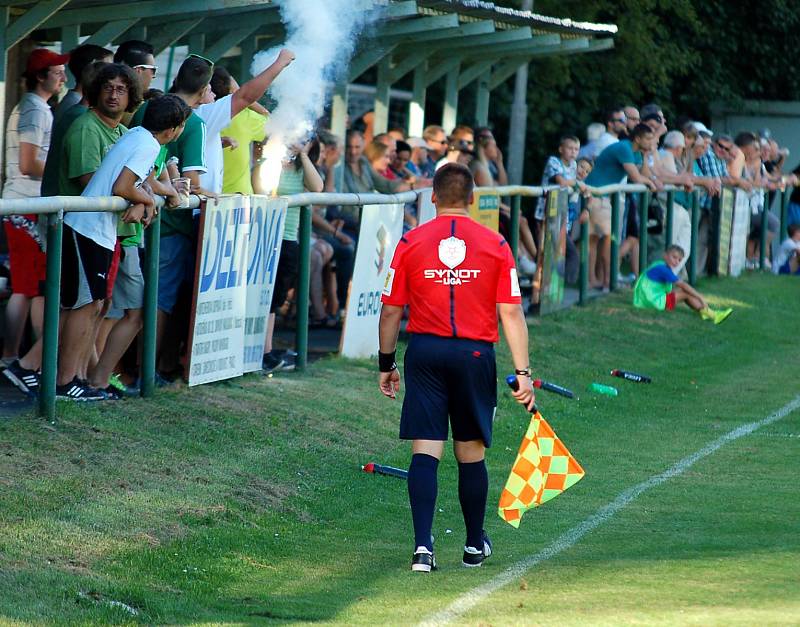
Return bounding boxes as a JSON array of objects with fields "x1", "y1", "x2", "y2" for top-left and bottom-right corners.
[{"x1": 1, "y1": 273, "x2": 799, "y2": 626}]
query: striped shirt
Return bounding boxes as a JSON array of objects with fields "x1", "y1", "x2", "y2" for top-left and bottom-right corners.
[{"x1": 3, "y1": 92, "x2": 52, "y2": 198}]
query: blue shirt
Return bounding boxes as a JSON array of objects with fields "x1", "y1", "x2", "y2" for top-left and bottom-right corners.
[
  {"x1": 585, "y1": 140, "x2": 642, "y2": 187},
  {"x1": 646, "y1": 261, "x2": 679, "y2": 284}
]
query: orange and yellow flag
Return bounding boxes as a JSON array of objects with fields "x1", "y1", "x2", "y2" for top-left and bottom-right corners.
[{"x1": 498, "y1": 410, "x2": 585, "y2": 528}]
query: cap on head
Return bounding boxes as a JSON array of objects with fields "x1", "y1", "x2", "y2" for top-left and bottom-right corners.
[
  {"x1": 26, "y1": 48, "x2": 69, "y2": 75},
  {"x1": 692, "y1": 121, "x2": 713, "y2": 137}
]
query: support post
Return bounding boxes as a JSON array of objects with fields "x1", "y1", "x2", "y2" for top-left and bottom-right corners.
[
  {"x1": 39, "y1": 212, "x2": 63, "y2": 419},
  {"x1": 579, "y1": 197, "x2": 589, "y2": 306},
  {"x1": 408, "y1": 62, "x2": 427, "y2": 137},
  {"x1": 506, "y1": 0, "x2": 533, "y2": 185},
  {"x1": 373, "y1": 57, "x2": 391, "y2": 135},
  {"x1": 665, "y1": 190, "x2": 674, "y2": 248},
  {"x1": 141, "y1": 213, "x2": 161, "y2": 398},
  {"x1": 0, "y1": 6, "x2": 10, "y2": 169},
  {"x1": 442, "y1": 62, "x2": 460, "y2": 134},
  {"x1": 609, "y1": 192, "x2": 620, "y2": 292},
  {"x1": 780, "y1": 187, "x2": 790, "y2": 241},
  {"x1": 689, "y1": 191, "x2": 699, "y2": 286},
  {"x1": 61, "y1": 24, "x2": 80, "y2": 53},
  {"x1": 475, "y1": 74, "x2": 490, "y2": 127},
  {"x1": 638, "y1": 191, "x2": 649, "y2": 275},
  {"x1": 759, "y1": 197, "x2": 769, "y2": 271},
  {"x1": 296, "y1": 205, "x2": 312, "y2": 372},
  {"x1": 510, "y1": 195, "x2": 520, "y2": 259},
  {"x1": 239, "y1": 36, "x2": 257, "y2": 83}
]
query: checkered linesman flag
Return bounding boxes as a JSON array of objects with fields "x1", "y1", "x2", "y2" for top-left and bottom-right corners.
[{"x1": 498, "y1": 410, "x2": 585, "y2": 527}]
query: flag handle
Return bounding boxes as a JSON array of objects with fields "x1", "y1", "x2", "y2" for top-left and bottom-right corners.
[{"x1": 505, "y1": 374, "x2": 538, "y2": 413}]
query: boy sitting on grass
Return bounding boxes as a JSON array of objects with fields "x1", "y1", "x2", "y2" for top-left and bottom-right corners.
[
  {"x1": 633, "y1": 244, "x2": 732, "y2": 324},
  {"x1": 774, "y1": 223, "x2": 800, "y2": 275}
]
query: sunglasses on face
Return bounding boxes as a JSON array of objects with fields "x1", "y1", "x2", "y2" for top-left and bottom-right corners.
[
  {"x1": 612, "y1": 117, "x2": 626, "y2": 123},
  {"x1": 716, "y1": 142, "x2": 733, "y2": 152},
  {"x1": 134, "y1": 64, "x2": 158, "y2": 78}
]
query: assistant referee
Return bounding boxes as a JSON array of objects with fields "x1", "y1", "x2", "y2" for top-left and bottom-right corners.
[{"x1": 378, "y1": 163, "x2": 535, "y2": 573}]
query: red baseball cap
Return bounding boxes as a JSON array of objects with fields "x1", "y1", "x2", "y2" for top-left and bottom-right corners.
[{"x1": 26, "y1": 48, "x2": 69, "y2": 75}]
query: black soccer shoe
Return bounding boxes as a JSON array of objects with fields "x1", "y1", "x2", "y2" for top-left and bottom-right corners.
[
  {"x1": 462, "y1": 530, "x2": 492, "y2": 567},
  {"x1": 411, "y1": 546, "x2": 437, "y2": 573}
]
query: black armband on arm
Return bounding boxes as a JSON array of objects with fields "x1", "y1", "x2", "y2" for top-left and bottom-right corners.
[{"x1": 379, "y1": 350, "x2": 397, "y2": 373}]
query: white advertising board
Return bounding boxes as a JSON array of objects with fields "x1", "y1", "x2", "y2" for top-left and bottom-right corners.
[
  {"x1": 340, "y1": 203, "x2": 405, "y2": 359},
  {"x1": 188, "y1": 196, "x2": 250, "y2": 386},
  {"x1": 729, "y1": 190, "x2": 751, "y2": 277},
  {"x1": 417, "y1": 187, "x2": 436, "y2": 225},
  {"x1": 242, "y1": 195, "x2": 287, "y2": 372}
]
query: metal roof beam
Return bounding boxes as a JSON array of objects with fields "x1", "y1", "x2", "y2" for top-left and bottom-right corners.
[
  {"x1": 377, "y1": 13, "x2": 459, "y2": 38},
  {"x1": 457, "y1": 60, "x2": 492, "y2": 90},
  {"x1": 349, "y1": 44, "x2": 398, "y2": 81},
  {"x1": 386, "y1": 1, "x2": 419, "y2": 19},
  {"x1": 445, "y1": 26, "x2": 533, "y2": 50},
  {"x1": 203, "y1": 23, "x2": 263, "y2": 62},
  {"x1": 463, "y1": 33, "x2": 561, "y2": 58},
  {"x1": 386, "y1": 50, "x2": 433, "y2": 83},
  {"x1": 82, "y1": 18, "x2": 138, "y2": 47},
  {"x1": 174, "y1": 8, "x2": 282, "y2": 36},
  {"x1": 44, "y1": 0, "x2": 272, "y2": 28},
  {"x1": 150, "y1": 18, "x2": 204, "y2": 56},
  {"x1": 383, "y1": 18, "x2": 494, "y2": 44},
  {"x1": 6, "y1": 0, "x2": 69, "y2": 48},
  {"x1": 424, "y1": 56, "x2": 460, "y2": 87}
]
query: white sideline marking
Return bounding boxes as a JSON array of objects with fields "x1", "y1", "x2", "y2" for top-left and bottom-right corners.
[{"x1": 420, "y1": 395, "x2": 800, "y2": 627}]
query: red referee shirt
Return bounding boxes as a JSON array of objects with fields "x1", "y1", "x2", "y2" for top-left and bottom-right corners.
[{"x1": 381, "y1": 214, "x2": 521, "y2": 343}]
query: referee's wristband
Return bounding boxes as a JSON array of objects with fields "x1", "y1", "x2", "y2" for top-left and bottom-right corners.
[{"x1": 379, "y1": 350, "x2": 397, "y2": 373}]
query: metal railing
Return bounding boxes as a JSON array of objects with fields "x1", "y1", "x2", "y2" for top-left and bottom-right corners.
[{"x1": 0, "y1": 182, "x2": 791, "y2": 419}]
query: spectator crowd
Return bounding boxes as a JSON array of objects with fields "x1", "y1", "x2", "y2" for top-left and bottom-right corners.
[{"x1": 1, "y1": 43, "x2": 798, "y2": 402}]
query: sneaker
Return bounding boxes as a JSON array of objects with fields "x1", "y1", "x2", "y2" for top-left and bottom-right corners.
[
  {"x1": 714, "y1": 308, "x2": 733, "y2": 325},
  {"x1": 95, "y1": 385, "x2": 125, "y2": 400},
  {"x1": 262, "y1": 351, "x2": 285, "y2": 375},
  {"x1": 462, "y1": 531, "x2": 493, "y2": 567},
  {"x1": 108, "y1": 373, "x2": 137, "y2": 397},
  {"x1": 2, "y1": 360, "x2": 40, "y2": 395},
  {"x1": 411, "y1": 546, "x2": 436, "y2": 573},
  {"x1": 55, "y1": 377, "x2": 106, "y2": 401},
  {"x1": 277, "y1": 349, "x2": 297, "y2": 372}
]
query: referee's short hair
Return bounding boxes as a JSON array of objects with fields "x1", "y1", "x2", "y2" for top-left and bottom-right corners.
[{"x1": 433, "y1": 163, "x2": 474, "y2": 207}]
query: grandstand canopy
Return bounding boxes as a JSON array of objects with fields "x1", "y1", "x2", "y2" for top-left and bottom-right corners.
[{"x1": 0, "y1": 0, "x2": 617, "y2": 142}]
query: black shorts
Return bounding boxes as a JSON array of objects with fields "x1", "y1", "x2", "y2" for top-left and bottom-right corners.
[
  {"x1": 270, "y1": 239, "x2": 299, "y2": 314},
  {"x1": 400, "y1": 334, "x2": 497, "y2": 447},
  {"x1": 61, "y1": 224, "x2": 113, "y2": 309}
]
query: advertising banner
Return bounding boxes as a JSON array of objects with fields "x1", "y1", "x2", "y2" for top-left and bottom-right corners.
[
  {"x1": 188, "y1": 195, "x2": 251, "y2": 386},
  {"x1": 242, "y1": 195, "x2": 287, "y2": 372},
  {"x1": 469, "y1": 190, "x2": 500, "y2": 232},
  {"x1": 340, "y1": 203, "x2": 405, "y2": 358},
  {"x1": 728, "y1": 190, "x2": 751, "y2": 277},
  {"x1": 538, "y1": 189, "x2": 568, "y2": 315},
  {"x1": 716, "y1": 188, "x2": 735, "y2": 276},
  {"x1": 417, "y1": 187, "x2": 436, "y2": 225}
]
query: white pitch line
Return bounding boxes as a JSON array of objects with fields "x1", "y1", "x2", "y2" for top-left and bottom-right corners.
[{"x1": 420, "y1": 394, "x2": 800, "y2": 627}]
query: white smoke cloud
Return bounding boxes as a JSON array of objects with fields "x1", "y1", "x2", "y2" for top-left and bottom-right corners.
[{"x1": 251, "y1": 0, "x2": 380, "y2": 194}]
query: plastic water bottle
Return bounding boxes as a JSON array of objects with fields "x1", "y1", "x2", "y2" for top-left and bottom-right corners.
[{"x1": 588, "y1": 382, "x2": 618, "y2": 397}]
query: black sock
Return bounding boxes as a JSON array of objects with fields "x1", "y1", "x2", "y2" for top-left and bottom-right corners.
[
  {"x1": 458, "y1": 459, "x2": 488, "y2": 549},
  {"x1": 407, "y1": 453, "x2": 439, "y2": 551}
]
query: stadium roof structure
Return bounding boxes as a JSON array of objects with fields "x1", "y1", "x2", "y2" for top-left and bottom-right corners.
[{"x1": 0, "y1": 0, "x2": 617, "y2": 141}]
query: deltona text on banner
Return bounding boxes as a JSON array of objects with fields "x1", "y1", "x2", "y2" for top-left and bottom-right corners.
[
  {"x1": 188, "y1": 196, "x2": 251, "y2": 386},
  {"x1": 243, "y1": 196, "x2": 287, "y2": 372}
]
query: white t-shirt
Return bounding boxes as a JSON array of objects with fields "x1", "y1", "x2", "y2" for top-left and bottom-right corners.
[
  {"x1": 774, "y1": 237, "x2": 800, "y2": 273},
  {"x1": 2, "y1": 92, "x2": 52, "y2": 198},
  {"x1": 196, "y1": 94, "x2": 233, "y2": 195},
  {"x1": 65, "y1": 127, "x2": 160, "y2": 251},
  {"x1": 594, "y1": 131, "x2": 619, "y2": 157}
]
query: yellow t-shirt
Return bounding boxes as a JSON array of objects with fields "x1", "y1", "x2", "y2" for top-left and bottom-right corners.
[{"x1": 221, "y1": 108, "x2": 267, "y2": 194}]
